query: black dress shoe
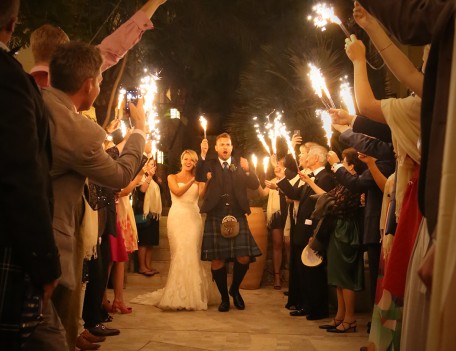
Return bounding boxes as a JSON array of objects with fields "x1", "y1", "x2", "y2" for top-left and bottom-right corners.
[
  {"x1": 289, "y1": 308, "x2": 309, "y2": 317},
  {"x1": 218, "y1": 300, "x2": 230, "y2": 312},
  {"x1": 306, "y1": 312, "x2": 329, "y2": 321},
  {"x1": 88, "y1": 323, "x2": 120, "y2": 337},
  {"x1": 229, "y1": 290, "x2": 245, "y2": 310}
]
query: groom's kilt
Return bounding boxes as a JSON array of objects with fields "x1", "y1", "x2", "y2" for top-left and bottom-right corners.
[{"x1": 201, "y1": 213, "x2": 262, "y2": 262}]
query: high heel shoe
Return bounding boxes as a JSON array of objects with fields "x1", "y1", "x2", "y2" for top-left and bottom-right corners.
[
  {"x1": 327, "y1": 320, "x2": 357, "y2": 333},
  {"x1": 273, "y1": 273, "x2": 281, "y2": 290},
  {"x1": 111, "y1": 301, "x2": 132, "y2": 314},
  {"x1": 319, "y1": 318, "x2": 343, "y2": 329}
]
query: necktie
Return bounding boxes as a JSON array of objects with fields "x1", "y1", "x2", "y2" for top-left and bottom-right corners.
[{"x1": 223, "y1": 161, "x2": 229, "y2": 171}]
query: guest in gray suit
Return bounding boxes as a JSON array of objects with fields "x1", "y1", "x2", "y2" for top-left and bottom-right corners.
[{"x1": 24, "y1": 41, "x2": 147, "y2": 351}]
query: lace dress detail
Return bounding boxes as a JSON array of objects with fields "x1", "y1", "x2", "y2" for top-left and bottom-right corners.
[{"x1": 131, "y1": 183, "x2": 217, "y2": 310}]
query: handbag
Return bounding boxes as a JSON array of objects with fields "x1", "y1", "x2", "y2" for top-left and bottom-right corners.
[
  {"x1": 220, "y1": 215, "x2": 240, "y2": 238},
  {"x1": 302, "y1": 193, "x2": 336, "y2": 267}
]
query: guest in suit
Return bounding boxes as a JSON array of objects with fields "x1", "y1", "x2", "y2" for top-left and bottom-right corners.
[
  {"x1": 0, "y1": 1, "x2": 61, "y2": 349},
  {"x1": 275, "y1": 145, "x2": 337, "y2": 320},
  {"x1": 196, "y1": 133, "x2": 261, "y2": 312},
  {"x1": 24, "y1": 41, "x2": 146, "y2": 351}
]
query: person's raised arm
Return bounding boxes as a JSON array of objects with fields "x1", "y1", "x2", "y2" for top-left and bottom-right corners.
[
  {"x1": 357, "y1": 153, "x2": 387, "y2": 192},
  {"x1": 168, "y1": 174, "x2": 195, "y2": 197},
  {"x1": 198, "y1": 172, "x2": 212, "y2": 198},
  {"x1": 140, "y1": 0, "x2": 167, "y2": 18},
  {"x1": 353, "y1": 1, "x2": 424, "y2": 97},
  {"x1": 298, "y1": 172, "x2": 326, "y2": 195},
  {"x1": 118, "y1": 171, "x2": 144, "y2": 197},
  {"x1": 345, "y1": 34, "x2": 384, "y2": 123}
]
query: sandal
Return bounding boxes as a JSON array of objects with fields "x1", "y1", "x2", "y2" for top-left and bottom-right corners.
[
  {"x1": 327, "y1": 320, "x2": 357, "y2": 333},
  {"x1": 319, "y1": 318, "x2": 343, "y2": 329}
]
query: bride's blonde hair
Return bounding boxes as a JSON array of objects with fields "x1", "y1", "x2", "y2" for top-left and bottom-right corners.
[{"x1": 180, "y1": 149, "x2": 198, "y2": 173}]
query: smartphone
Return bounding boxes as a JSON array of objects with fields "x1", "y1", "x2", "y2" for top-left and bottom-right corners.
[
  {"x1": 293, "y1": 130, "x2": 301, "y2": 137},
  {"x1": 125, "y1": 88, "x2": 141, "y2": 113}
]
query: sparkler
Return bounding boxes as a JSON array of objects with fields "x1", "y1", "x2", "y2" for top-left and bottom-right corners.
[
  {"x1": 263, "y1": 156, "x2": 270, "y2": 177},
  {"x1": 308, "y1": 2, "x2": 351, "y2": 38},
  {"x1": 139, "y1": 69, "x2": 161, "y2": 158},
  {"x1": 308, "y1": 63, "x2": 336, "y2": 109},
  {"x1": 199, "y1": 115, "x2": 208, "y2": 139},
  {"x1": 339, "y1": 76, "x2": 356, "y2": 115},
  {"x1": 116, "y1": 88, "x2": 126, "y2": 119},
  {"x1": 316, "y1": 109, "x2": 333, "y2": 149},
  {"x1": 251, "y1": 154, "x2": 258, "y2": 174},
  {"x1": 253, "y1": 116, "x2": 272, "y2": 156},
  {"x1": 120, "y1": 120, "x2": 127, "y2": 138}
]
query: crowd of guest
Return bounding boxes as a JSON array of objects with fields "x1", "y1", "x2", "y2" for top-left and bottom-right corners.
[{"x1": 1, "y1": 0, "x2": 456, "y2": 350}]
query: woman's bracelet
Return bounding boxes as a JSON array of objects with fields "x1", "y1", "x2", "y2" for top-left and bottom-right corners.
[{"x1": 379, "y1": 42, "x2": 393, "y2": 53}]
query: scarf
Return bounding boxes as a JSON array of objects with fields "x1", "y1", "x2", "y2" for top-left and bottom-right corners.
[
  {"x1": 266, "y1": 178, "x2": 281, "y2": 225},
  {"x1": 81, "y1": 195, "x2": 99, "y2": 260},
  {"x1": 143, "y1": 177, "x2": 162, "y2": 220}
]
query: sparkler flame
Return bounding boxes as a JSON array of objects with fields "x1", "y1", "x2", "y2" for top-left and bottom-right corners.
[
  {"x1": 308, "y1": 2, "x2": 350, "y2": 37},
  {"x1": 263, "y1": 156, "x2": 270, "y2": 176},
  {"x1": 339, "y1": 77, "x2": 356, "y2": 115},
  {"x1": 251, "y1": 154, "x2": 258, "y2": 172},
  {"x1": 316, "y1": 109, "x2": 333, "y2": 148},
  {"x1": 308, "y1": 63, "x2": 336, "y2": 109},
  {"x1": 199, "y1": 116, "x2": 208, "y2": 138}
]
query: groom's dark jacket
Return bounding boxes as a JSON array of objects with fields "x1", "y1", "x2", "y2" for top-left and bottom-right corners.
[{"x1": 196, "y1": 156, "x2": 259, "y2": 215}]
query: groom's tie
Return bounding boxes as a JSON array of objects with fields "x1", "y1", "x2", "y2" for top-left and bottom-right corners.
[{"x1": 223, "y1": 161, "x2": 229, "y2": 171}]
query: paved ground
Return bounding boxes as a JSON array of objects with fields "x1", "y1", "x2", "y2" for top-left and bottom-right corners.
[{"x1": 100, "y1": 274, "x2": 369, "y2": 351}]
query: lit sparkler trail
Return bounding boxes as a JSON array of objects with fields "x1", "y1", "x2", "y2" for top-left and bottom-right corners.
[
  {"x1": 308, "y1": 63, "x2": 336, "y2": 109},
  {"x1": 263, "y1": 156, "x2": 270, "y2": 176},
  {"x1": 199, "y1": 115, "x2": 207, "y2": 139},
  {"x1": 339, "y1": 77, "x2": 356, "y2": 115},
  {"x1": 116, "y1": 88, "x2": 126, "y2": 119},
  {"x1": 251, "y1": 154, "x2": 258, "y2": 174},
  {"x1": 308, "y1": 2, "x2": 351, "y2": 38},
  {"x1": 316, "y1": 109, "x2": 333, "y2": 148},
  {"x1": 120, "y1": 120, "x2": 127, "y2": 137},
  {"x1": 139, "y1": 69, "x2": 160, "y2": 153},
  {"x1": 253, "y1": 116, "x2": 272, "y2": 156}
]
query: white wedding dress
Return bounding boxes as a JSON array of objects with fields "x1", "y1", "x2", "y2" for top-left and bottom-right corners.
[{"x1": 131, "y1": 183, "x2": 217, "y2": 310}]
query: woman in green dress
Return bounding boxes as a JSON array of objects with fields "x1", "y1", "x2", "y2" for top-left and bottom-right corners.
[{"x1": 300, "y1": 147, "x2": 365, "y2": 333}]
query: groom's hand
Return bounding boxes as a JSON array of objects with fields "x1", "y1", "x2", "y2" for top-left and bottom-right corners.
[{"x1": 201, "y1": 139, "x2": 208, "y2": 160}]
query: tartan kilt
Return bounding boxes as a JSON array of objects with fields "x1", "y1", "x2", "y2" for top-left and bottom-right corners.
[
  {"x1": 201, "y1": 213, "x2": 262, "y2": 262},
  {"x1": 0, "y1": 247, "x2": 25, "y2": 351}
]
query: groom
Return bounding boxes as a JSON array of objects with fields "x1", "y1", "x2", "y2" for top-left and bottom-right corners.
[{"x1": 196, "y1": 133, "x2": 261, "y2": 312}]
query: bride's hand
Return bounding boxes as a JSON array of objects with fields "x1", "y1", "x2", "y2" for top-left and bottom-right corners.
[{"x1": 206, "y1": 172, "x2": 212, "y2": 181}]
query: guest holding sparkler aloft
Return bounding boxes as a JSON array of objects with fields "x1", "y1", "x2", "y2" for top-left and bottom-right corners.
[
  {"x1": 329, "y1": 2, "x2": 425, "y2": 348},
  {"x1": 196, "y1": 133, "x2": 261, "y2": 312},
  {"x1": 275, "y1": 145, "x2": 336, "y2": 320}
]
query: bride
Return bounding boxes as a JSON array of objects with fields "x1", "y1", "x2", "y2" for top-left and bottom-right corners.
[{"x1": 131, "y1": 149, "x2": 217, "y2": 310}]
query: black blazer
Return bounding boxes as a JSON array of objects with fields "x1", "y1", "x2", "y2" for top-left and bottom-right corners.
[
  {"x1": 196, "y1": 156, "x2": 259, "y2": 215},
  {"x1": 277, "y1": 169, "x2": 336, "y2": 246},
  {"x1": 0, "y1": 49, "x2": 61, "y2": 285},
  {"x1": 353, "y1": 115, "x2": 392, "y2": 144}
]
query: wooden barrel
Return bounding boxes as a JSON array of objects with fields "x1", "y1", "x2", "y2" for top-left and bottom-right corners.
[{"x1": 240, "y1": 207, "x2": 268, "y2": 289}]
